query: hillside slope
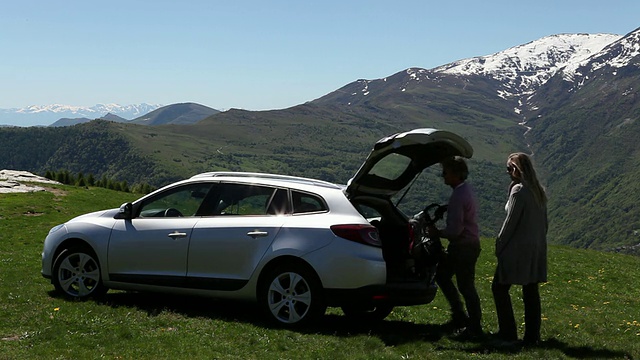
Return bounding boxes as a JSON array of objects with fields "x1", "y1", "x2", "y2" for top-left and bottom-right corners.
[{"x1": 524, "y1": 30, "x2": 640, "y2": 250}]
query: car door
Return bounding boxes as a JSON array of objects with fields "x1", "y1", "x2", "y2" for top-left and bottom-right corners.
[
  {"x1": 108, "y1": 182, "x2": 214, "y2": 287},
  {"x1": 186, "y1": 183, "x2": 286, "y2": 291}
]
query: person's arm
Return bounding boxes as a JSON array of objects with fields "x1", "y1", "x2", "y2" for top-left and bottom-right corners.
[
  {"x1": 440, "y1": 188, "x2": 465, "y2": 240},
  {"x1": 496, "y1": 185, "x2": 524, "y2": 255}
]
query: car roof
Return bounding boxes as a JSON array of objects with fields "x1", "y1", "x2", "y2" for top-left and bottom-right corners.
[
  {"x1": 131, "y1": 172, "x2": 346, "y2": 208},
  {"x1": 190, "y1": 171, "x2": 343, "y2": 190}
]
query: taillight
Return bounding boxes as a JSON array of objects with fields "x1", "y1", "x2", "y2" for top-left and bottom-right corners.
[{"x1": 330, "y1": 224, "x2": 381, "y2": 247}]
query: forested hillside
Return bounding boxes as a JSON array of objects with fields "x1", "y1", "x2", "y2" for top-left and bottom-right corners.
[
  {"x1": 0, "y1": 122, "x2": 164, "y2": 186},
  {"x1": 524, "y1": 48, "x2": 640, "y2": 252}
]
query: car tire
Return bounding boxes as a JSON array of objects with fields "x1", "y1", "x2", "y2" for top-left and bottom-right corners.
[
  {"x1": 52, "y1": 245, "x2": 106, "y2": 299},
  {"x1": 341, "y1": 304, "x2": 394, "y2": 322},
  {"x1": 259, "y1": 263, "x2": 326, "y2": 327}
]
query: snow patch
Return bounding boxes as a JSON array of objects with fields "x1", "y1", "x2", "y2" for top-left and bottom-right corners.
[{"x1": 432, "y1": 33, "x2": 622, "y2": 99}]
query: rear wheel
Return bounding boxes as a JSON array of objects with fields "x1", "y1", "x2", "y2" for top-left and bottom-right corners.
[
  {"x1": 341, "y1": 304, "x2": 394, "y2": 322},
  {"x1": 259, "y1": 263, "x2": 326, "y2": 327},
  {"x1": 52, "y1": 246, "x2": 106, "y2": 299}
]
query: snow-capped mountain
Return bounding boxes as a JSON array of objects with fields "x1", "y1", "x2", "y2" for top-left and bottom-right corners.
[
  {"x1": 432, "y1": 33, "x2": 622, "y2": 99},
  {"x1": 564, "y1": 27, "x2": 640, "y2": 83},
  {"x1": 316, "y1": 29, "x2": 638, "y2": 111},
  {"x1": 0, "y1": 103, "x2": 162, "y2": 127},
  {"x1": 317, "y1": 27, "x2": 640, "y2": 122}
]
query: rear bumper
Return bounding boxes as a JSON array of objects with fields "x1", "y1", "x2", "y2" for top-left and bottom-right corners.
[{"x1": 324, "y1": 280, "x2": 437, "y2": 307}]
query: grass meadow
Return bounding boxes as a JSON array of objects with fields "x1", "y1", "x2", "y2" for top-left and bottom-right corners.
[{"x1": 0, "y1": 185, "x2": 638, "y2": 359}]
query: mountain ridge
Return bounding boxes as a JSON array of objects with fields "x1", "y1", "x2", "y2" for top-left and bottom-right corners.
[
  {"x1": 0, "y1": 31, "x2": 633, "y2": 127},
  {"x1": 129, "y1": 102, "x2": 220, "y2": 125}
]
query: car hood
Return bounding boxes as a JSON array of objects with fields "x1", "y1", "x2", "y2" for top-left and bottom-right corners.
[
  {"x1": 66, "y1": 208, "x2": 119, "y2": 223},
  {"x1": 346, "y1": 128, "x2": 473, "y2": 198}
]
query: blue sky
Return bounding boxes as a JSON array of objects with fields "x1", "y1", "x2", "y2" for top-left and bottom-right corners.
[{"x1": 2, "y1": 0, "x2": 639, "y2": 111}]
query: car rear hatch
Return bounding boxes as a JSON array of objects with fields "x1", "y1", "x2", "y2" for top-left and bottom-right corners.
[
  {"x1": 344, "y1": 128, "x2": 474, "y2": 302},
  {"x1": 345, "y1": 128, "x2": 473, "y2": 199}
]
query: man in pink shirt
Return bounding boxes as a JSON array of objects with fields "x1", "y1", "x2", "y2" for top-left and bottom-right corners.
[{"x1": 429, "y1": 156, "x2": 482, "y2": 338}]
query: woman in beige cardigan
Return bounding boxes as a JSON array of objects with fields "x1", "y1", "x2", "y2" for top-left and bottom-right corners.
[{"x1": 492, "y1": 152, "x2": 548, "y2": 347}]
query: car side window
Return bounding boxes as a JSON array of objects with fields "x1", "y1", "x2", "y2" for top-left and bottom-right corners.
[
  {"x1": 292, "y1": 191, "x2": 327, "y2": 214},
  {"x1": 138, "y1": 183, "x2": 213, "y2": 218},
  {"x1": 213, "y1": 183, "x2": 277, "y2": 216},
  {"x1": 266, "y1": 188, "x2": 290, "y2": 215}
]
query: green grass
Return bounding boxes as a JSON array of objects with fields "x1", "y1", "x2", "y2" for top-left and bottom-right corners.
[{"x1": 1, "y1": 185, "x2": 639, "y2": 359}]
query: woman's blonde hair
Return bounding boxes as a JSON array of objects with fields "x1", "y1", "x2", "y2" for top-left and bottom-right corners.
[{"x1": 507, "y1": 152, "x2": 547, "y2": 206}]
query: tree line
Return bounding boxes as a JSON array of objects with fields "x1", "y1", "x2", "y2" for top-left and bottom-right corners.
[{"x1": 43, "y1": 169, "x2": 155, "y2": 194}]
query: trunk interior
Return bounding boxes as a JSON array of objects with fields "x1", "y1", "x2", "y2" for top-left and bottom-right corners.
[{"x1": 350, "y1": 196, "x2": 439, "y2": 283}]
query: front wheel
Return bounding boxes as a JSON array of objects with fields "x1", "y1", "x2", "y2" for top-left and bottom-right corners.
[
  {"x1": 259, "y1": 263, "x2": 326, "y2": 327},
  {"x1": 52, "y1": 246, "x2": 106, "y2": 299},
  {"x1": 341, "y1": 304, "x2": 394, "y2": 323}
]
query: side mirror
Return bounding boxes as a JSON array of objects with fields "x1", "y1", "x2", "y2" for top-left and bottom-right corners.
[{"x1": 114, "y1": 202, "x2": 133, "y2": 220}]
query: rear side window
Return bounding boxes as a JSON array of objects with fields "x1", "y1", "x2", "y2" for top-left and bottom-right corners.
[
  {"x1": 292, "y1": 191, "x2": 327, "y2": 214},
  {"x1": 212, "y1": 183, "x2": 277, "y2": 215}
]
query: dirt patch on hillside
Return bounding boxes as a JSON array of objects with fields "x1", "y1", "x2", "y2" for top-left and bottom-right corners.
[{"x1": 42, "y1": 186, "x2": 68, "y2": 197}]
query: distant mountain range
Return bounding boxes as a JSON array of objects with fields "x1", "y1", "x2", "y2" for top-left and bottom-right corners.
[
  {"x1": 1, "y1": 26, "x2": 639, "y2": 255},
  {"x1": 0, "y1": 32, "x2": 632, "y2": 128},
  {"x1": 45, "y1": 103, "x2": 220, "y2": 127},
  {"x1": 0, "y1": 103, "x2": 221, "y2": 128},
  {"x1": 0, "y1": 103, "x2": 162, "y2": 127}
]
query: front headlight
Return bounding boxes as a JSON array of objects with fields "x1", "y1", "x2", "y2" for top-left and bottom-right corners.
[{"x1": 48, "y1": 224, "x2": 65, "y2": 234}]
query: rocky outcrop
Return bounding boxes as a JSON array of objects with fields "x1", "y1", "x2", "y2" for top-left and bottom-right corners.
[{"x1": 0, "y1": 170, "x2": 60, "y2": 193}]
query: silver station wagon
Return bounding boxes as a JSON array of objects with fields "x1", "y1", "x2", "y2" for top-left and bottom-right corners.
[{"x1": 41, "y1": 128, "x2": 473, "y2": 326}]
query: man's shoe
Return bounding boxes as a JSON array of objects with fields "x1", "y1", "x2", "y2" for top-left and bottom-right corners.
[
  {"x1": 521, "y1": 338, "x2": 541, "y2": 348},
  {"x1": 442, "y1": 319, "x2": 467, "y2": 333},
  {"x1": 454, "y1": 326, "x2": 484, "y2": 341}
]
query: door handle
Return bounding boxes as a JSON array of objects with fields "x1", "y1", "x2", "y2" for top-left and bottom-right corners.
[
  {"x1": 247, "y1": 230, "x2": 268, "y2": 239},
  {"x1": 168, "y1": 231, "x2": 188, "y2": 240}
]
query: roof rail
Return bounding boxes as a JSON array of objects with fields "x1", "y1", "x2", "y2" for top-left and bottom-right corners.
[{"x1": 190, "y1": 171, "x2": 341, "y2": 189}]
